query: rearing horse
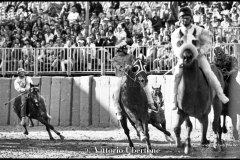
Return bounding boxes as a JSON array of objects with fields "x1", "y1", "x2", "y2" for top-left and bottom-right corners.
[{"x1": 174, "y1": 29, "x2": 224, "y2": 154}]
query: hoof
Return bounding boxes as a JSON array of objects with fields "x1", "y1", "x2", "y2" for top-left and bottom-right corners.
[
  {"x1": 24, "y1": 131, "x2": 29, "y2": 135},
  {"x1": 50, "y1": 137, "x2": 55, "y2": 141},
  {"x1": 201, "y1": 139, "x2": 210, "y2": 146},
  {"x1": 29, "y1": 124, "x2": 34, "y2": 127},
  {"x1": 60, "y1": 135, "x2": 65, "y2": 140},
  {"x1": 222, "y1": 127, "x2": 228, "y2": 134}
]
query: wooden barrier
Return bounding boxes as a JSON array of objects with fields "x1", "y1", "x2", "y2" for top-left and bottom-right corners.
[
  {"x1": 50, "y1": 77, "x2": 61, "y2": 126},
  {"x1": 9, "y1": 77, "x2": 19, "y2": 125},
  {"x1": 79, "y1": 76, "x2": 93, "y2": 127},
  {"x1": 0, "y1": 75, "x2": 238, "y2": 131},
  {"x1": 71, "y1": 77, "x2": 81, "y2": 126},
  {"x1": 0, "y1": 78, "x2": 11, "y2": 125},
  {"x1": 60, "y1": 77, "x2": 72, "y2": 126}
]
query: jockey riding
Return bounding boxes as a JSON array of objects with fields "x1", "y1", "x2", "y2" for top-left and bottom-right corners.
[
  {"x1": 171, "y1": 7, "x2": 229, "y2": 110},
  {"x1": 14, "y1": 68, "x2": 33, "y2": 126},
  {"x1": 112, "y1": 41, "x2": 157, "y2": 120}
]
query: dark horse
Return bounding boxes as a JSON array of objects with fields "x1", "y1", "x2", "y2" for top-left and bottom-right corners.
[
  {"x1": 150, "y1": 85, "x2": 174, "y2": 142},
  {"x1": 222, "y1": 70, "x2": 240, "y2": 140},
  {"x1": 13, "y1": 83, "x2": 65, "y2": 140},
  {"x1": 175, "y1": 47, "x2": 224, "y2": 154},
  {"x1": 119, "y1": 58, "x2": 151, "y2": 150}
]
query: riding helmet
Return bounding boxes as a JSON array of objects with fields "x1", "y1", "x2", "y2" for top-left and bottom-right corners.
[
  {"x1": 17, "y1": 68, "x2": 25, "y2": 74},
  {"x1": 178, "y1": 7, "x2": 193, "y2": 18}
]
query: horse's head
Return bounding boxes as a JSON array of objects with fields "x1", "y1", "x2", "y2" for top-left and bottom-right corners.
[
  {"x1": 152, "y1": 85, "x2": 164, "y2": 109},
  {"x1": 28, "y1": 83, "x2": 41, "y2": 107},
  {"x1": 126, "y1": 57, "x2": 149, "y2": 87},
  {"x1": 173, "y1": 28, "x2": 199, "y2": 64}
]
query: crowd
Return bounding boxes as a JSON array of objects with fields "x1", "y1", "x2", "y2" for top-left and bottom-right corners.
[{"x1": 0, "y1": 1, "x2": 239, "y2": 72}]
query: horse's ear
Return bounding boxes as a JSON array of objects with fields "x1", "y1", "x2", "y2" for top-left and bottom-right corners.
[
  {"x1": 179, "y1": 29, "x2": 184, "y2": 38},
  {"x1": 193, "y1": 28, "x2": 196, "y2": 37},
  {"x1": 152, "y1": 86, "x2": 154, "y2": 89},
  {"x1": 159, "y1": 85, "x2": 161, "y2": 90},
  {"x1": 30, "y1": 83, "x2": 33, "y2": 87}
]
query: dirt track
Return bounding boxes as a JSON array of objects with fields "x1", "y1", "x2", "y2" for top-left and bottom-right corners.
[{"x1": 0, "y1": 125, "x2": 240, "y2": 158}]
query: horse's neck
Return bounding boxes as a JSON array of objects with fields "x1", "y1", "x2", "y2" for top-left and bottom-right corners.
[
  {"x1": 182, "y1": 61, "x2": 199, "y2": 92},
  {"x1": 125, "y1": 78, "x2": 141, "y2": 93}
]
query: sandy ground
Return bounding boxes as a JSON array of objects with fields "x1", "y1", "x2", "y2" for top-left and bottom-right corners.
[{"x1": 0, "y1": 124, "x2": 240, "y2": 158}]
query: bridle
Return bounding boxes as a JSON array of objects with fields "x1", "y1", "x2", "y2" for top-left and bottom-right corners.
[
  {"x1": 28, "y1": 86, "x2": 40, "y2": 107},
  {"x1": 122, "y1": 59, "x2": 148, "y2": 83}
]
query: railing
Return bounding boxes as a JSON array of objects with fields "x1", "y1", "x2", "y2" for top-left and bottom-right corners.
[
  {"x1": 0, "y1": 43, "x2": 238, "y2": 77},
  {"x1": 0, "y1": 45, "x2": 177, "y2": 76},
  {"x1": 212, "y1": 27, "x2": 240, "y2": 43}
]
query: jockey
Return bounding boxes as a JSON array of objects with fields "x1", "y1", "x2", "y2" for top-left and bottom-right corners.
[
  {"x1": 14, "y1": 68, "x2": 33, "y2": 126},
  {"x1": 171, "y1": 7, "x2": 229, "y2": 110},
  {"x1": 112, "y1": 41, "x2": 157, "y2": 120}
]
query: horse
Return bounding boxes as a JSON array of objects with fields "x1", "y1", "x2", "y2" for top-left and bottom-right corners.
[
  {"x1": 119, "y1": 57, "x2": 152, "y2": 150},
  {"x1": 13, "y1": 83, "x2": 65, "y2": 140},
  {"x1": 213, "y1": 47, "x2": 240, "y2": 140},
  {"x1": 173, "y1": 29, "x2": 224, "y2": 154},
  {"x1": 221, "y1": 70, "x2": 240, "y2": 140},
  {"x1": 150, "y1": 85, "x2": 174, "y2": 142}
]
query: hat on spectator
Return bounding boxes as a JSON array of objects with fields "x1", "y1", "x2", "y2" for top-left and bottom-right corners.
[
  {"x1": 125, "y1": 16, "x2": 130, "y2": 20},
  {"x1": 156, "y1": 4, "x2": 161, "y2": 8},
  {"x1": 103, "y1": 17, "x2": 109, "y2": 21}
]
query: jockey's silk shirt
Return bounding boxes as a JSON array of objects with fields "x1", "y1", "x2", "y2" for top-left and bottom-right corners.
[
  {"x1": 171, "y1": 24, "x2": 212, "y2": 58},
  {"x1": 14, "y1": 76, "x2": 33, "y2": 93}
]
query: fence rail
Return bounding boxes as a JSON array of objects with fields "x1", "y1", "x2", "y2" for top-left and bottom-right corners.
[{"x1": 0, "y1": 43, "x2": 238, "y2": 76}]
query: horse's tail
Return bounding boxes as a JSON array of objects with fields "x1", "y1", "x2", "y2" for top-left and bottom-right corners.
[{"x1": 47, "y1": 113, "x2": 52, "y2": 119}]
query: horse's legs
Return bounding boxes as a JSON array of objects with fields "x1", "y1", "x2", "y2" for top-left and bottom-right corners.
[
  {"x1": 44, "y1": 117, "x2": 54, "y2": 140},
  {"x1": 29, "y1": 118, "x2": 34, "y2": 127},
  {"x1": 212, "y1": 99, "x2": 223, "y2": 145},
  {"x1": 37, "y1": 117, "x2": 64, "y2": 140},
  {"x1": 142, "y1": 121, "x2": 151, "y2": 150},
  {"x1": 173, "y1": 110, "x2": 188, "y2": 148},
  {"x1": 119, "y1": 116, "x2": 134, "y2": 148},
  {"x1": 151, "y1": 122, "x2": 171, "y2": 137},
  {"x1": 222, "y1": 114, "x2": 228, "y2": 133},
  {"x1": 198, "y1": 114, "x2": 210, "y2": 145},
  {"x1": 23, "y1": 124, "x2": 29, "y2": 135}
]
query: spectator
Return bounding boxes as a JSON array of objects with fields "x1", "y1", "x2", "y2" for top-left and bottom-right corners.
[
  {"x1": 114, "y1": 23, "x2": 127, "y2": 46},
  {"x1": 44, "y1": 27, "x2": 54, "y2": 44},
  {"x1": 106, "y1": 5, "x2": 115, "y2": 20},
  {"x1": 90, "y1": 1, "x2": 103, "y2": 16},
  {"x1": 67, "y1": 6, "x2": 80, "y2": 25},
  {"x1": 132, "y1": 17, "x2": 143, "y2": 37},
  {"x1": 20, "y1": 39, "x2": 34, "y2": 70},
  {"x1": 142, "y1": 14, "x2": 152, "y2": 32},
  {"x1": 220, "y1": 2, "x2": 230, "y2": 16},
  {"x1": 160, "y1": 3, "x2": 170, "y2": 27},
  {"x1": 111, "y1": 1, "x2": 120, "y2": 11},
  {"x1": 59, "y1": 2, "x2": 71, "y2": 20},
  {"x1": 151, "y1": 10, "x2": 162, "y2": 34},
  {"x1": 61, "y1": 39, "x2": 73, "y2": 71},
  {"x1": 72, "y1": 1, "x2": 82, "y2": 15},
  {"x1": 124, "y1": 16, "x2": 133, "y2": 34}
]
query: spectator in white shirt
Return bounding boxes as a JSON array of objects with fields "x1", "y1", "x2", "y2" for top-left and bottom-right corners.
[
  {"x1": 67, "y1": 6, "x2": 80, "y2": 25},
  {"x1": 44, "y1": 28, "x2": 54, "y2": 44},
  {"x1": 114, "y1": 23, "x2": 127, "y2": 46}
]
